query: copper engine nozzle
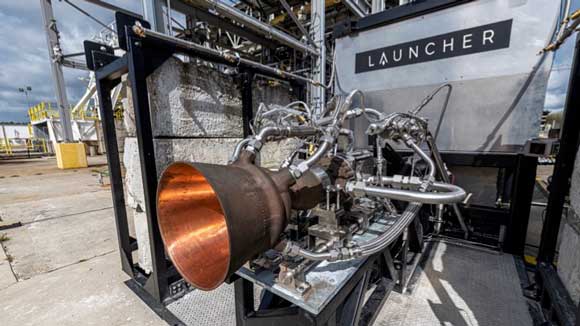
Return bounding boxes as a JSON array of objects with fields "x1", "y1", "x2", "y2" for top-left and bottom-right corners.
[{"x1": 156, "y1": 160, "x2": 294, "y2": 290}]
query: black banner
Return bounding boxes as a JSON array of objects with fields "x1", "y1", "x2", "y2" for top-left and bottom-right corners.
[{"x1": 355, "y1": 19, "x2": 512, "y2": 74}]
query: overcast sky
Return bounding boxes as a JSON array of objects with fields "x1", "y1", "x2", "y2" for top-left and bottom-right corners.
[
  {"x1": 0, "y1": 1, "x2": 142, "y2": 122},
  {"x1": 0, "y1": 1, "x2": 577, "y2": 122}
]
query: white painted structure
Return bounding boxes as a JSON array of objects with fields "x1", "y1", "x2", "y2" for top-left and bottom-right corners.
[{"x1": 0, "y1": 124, "x2": 31, "y2": 145}]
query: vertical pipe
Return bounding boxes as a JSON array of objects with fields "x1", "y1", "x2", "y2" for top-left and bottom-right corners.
[
  {"x1": 310, "y1": 0, "x2": 326, "y2": 114},
  {"x1": 426, "y1": 136, "x2": 469, "y2": 238},
  {"x1": 142, "y1": 0, "x2": 166, "y2": 33},
  {"x1": 371, "y1": 0, "x2": 384, "y2": 13},
  {"x1": 40, "y1": 0, "x2": 74, "y2": 142}
]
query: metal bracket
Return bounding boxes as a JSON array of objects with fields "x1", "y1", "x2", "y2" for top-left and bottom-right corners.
[
  {"x1": 84, "y1": 40, "x2": 115, "y2": 71},
  {"x1": 115, "y1": 11, "x2": 151, "y2": 51}
]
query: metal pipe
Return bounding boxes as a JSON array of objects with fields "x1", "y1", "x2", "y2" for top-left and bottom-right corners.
[
  {"x1": 367, "y1": 176, "x2": 466, "y2": 194},
  {"x1": 347, "y1": 182, "x2": 465, "y2": 204},
  {"x1": 184, "y1": 0, "x2": 318, "y2": 56},
  {"x1": 405, "y1": 138, "x2": 435, "y2": 180},
  {"x1": 135, "y1": 25, "x2": 322, "y2": 86},
  {"x1": 426, "y1": 135, "x2": 469, "y2": 238},
  {"x1": 302, "y1": 139, "x2": 332, "y2": 168},
  {"x1": 315, "y1": 107, "x2": 380, "y2": 126},
  {"x1": 342, "y1": 0, "x2": 366, "y2": 18},
  {"x1": 357, "y1": 202, "x2": 422, "y2": 255},
  {"x1": 278, "y1": 0, "x2": 316, "y2": 47},
  {"x1": 230, "y1": 138, "x2": 252, "y2": 162},
  {"x1": 256, "y1": 126, "x2": 319, "y2": 141},
  {"x1": 288, "y1": 201, "x2": 424, "y2": 261},
  {"x1": 293, "y1": 241, "x2": 334, "y2": 261}
]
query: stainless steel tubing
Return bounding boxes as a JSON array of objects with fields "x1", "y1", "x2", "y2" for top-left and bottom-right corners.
[
  {"x1": 230, "y1": 138, "x2": 252, "y2": 162},
  {"x1": 185, "y1": 0, "x2": 319, "y2": 56},
  {"x1": 315, "y1": 107, "x2": 381, "y2": 127},
  {"x1": 406, "y1": 139, "x2": 435, "y2": 180},
  {"x1": 363, "y1": 108, "x2": 382, "y2": 120},
  {"x1": 302, "y1": 139, "x2": 333, "y2": 168},
  {"x1": 357, "y1": 202, "x2": 423, "y2": 255},
  {"x1": 294, "y1": 241, "x2": 334, "y2": 261},
  {"x1": 348, "y1": 182, "x2": 465, "y2": 204},
  {"x1": 256, "y1": 126, "x2": 319, "y2": 141},
  {"x1": 368, "y1": 176, "x2": 466, "y2": 195}
]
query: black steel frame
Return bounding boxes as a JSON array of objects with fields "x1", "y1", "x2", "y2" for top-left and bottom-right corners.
[
  {"x1": 89, "y1": 11, "x2": 400, "y2": 326},
  {"x1": 234, "y1": 242, "x2": 430, "y2": 326},
  {"x1": 89, "y1": 12, "x2": 307, "y2": 308},
  {"x1": 439, "y1": 151, "x2": 538, "y2": 255},
  {"x1": 534, "y1": 34, "x2": 580, "y2": 326},
  {"x1": 394, "y1": 150, "x2": 538, "y2": 255},
  {"x1": 89, "y1": 8, "x2": 580, "y2": 326}
]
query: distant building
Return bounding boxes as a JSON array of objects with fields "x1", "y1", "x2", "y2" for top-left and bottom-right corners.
[{"x1": 0, "y1": 123, "x2": 31, "y2": 145}]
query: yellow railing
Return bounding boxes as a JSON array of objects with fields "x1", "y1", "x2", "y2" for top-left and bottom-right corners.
[
  {"x1": 28, "y1": 102, "x2": 59, "y2": 122},
  {"x1": 28, "y1": 102, "x2": 101, "y2": 122},
  {"x1": 72, "y1": 110, "x2": 100, "y2": 121},
  {"x1": 0, "y1": 139, "x2": 13, "y2": 155},
  {"x1": 0, "y1": 138, "x2": 49, "y2": 156}
]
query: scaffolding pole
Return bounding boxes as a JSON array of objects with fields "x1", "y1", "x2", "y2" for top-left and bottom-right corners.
[
  {"x1": 310, "y1": 0, "x2": 326, "y2": 113},
  {"x1": 40, "y1": 0, "x2": 74, "y2": 142}
]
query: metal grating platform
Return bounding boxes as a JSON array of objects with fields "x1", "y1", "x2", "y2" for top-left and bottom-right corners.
[
  {"x1": 165, "y1": 240, "x2": 532, "y2": 325},
  {"x1": 167, "y1": 283, "x2": 236, "y2": 326},
  {"x1": 375, "y1": 241, "x2": 532, "y2": 326}
]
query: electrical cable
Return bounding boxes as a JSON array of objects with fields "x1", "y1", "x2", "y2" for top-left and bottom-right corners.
[{"x1": 63, "y1": 0, "x2": 115, "y2": 33}]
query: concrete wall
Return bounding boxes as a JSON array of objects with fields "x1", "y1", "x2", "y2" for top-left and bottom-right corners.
[
  {"x1": 122, "y1": 57, "x2": 296, "y2": 273},
  {"x1": 558, "y1": 149, "x2": 580, "y2": 305}
]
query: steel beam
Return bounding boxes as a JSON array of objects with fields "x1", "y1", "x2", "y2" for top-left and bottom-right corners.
[
  {"x1": 278, "y1": 0, "x2": 316, "y2": 47},
  {"x1": 142, "y1": 0, "x2": 167, "y2": 33},
  {"x1": 40, "y1": 0, "x2": 74, "y2": 142},
  {"x1": 182, "y1": 0, "x2": 318, "y2": 55},
  {"x1": 173, "y1": 4, "x2": 276, "y2": 48},
  {"x1": 310, "y1": 0, "x2": 326, "y2": 113},
  {"x1": 371, "y1": 0, "x2": 384, "y2": 13},
  {"x1": 343, "y1": 0, "x2": 367, "y2": 18}
]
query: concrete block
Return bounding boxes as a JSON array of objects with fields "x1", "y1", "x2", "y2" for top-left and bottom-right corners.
[
  {"x1": 123, "y1": 138, "x2": 150, "y2": 272},
  {"x1": 154, "y1": 138, "x2": 241, "y2": 174},
  {"x1": 259, "y1": 139, "x2": 302, "y2": 170},
  {"x1": 557, "y1": 219, "x2": 580, "y2": 305},
  {"x1": 122, "y1": 76, "x2": 136, "y2": 137},
  {"x1": 133, "y1": 209, "x2": 152, "y2": 274},
  {"x1": 123, "y1": 138, "x2": 145, "y2": 209},
  {"x1": 569, "y1": 149, "x2": 580, "y2": 215},
  {"x1": 123, "y1": 134, "x2": 240, "y2": 200},
  {"x1": 252, "y1": 80, "x2": 295, "y2": 110},
  {"x1": 147, "y1": 57, "x2": 243, "y2": 138}
]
